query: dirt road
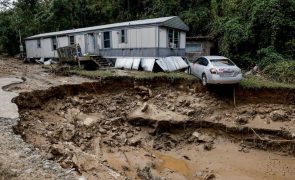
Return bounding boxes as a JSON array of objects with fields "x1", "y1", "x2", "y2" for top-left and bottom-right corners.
[{"x1": 1, "y1": 56, "x2": 295, "y2": 179}]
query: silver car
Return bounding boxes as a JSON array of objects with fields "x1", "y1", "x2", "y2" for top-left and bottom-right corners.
[{"x1": 188, "y1": 56, "x2": 242, "y2": 86}]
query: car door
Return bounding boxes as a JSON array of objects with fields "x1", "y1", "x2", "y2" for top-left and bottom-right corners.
[
  {"x1": 199, "y1": 58, "x2": 209, "y2": 77},
  {"x1": 192, "y1": 58, "x2": 202, "y2": 78},
  {"x1": 196, "y1": 58, "x2": 207, "y2": 78},
  {"x1": 190, "y1": 59, "x2": 197, "y2": 76}
]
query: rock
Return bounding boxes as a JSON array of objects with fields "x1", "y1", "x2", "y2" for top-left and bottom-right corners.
[
  {"x1": 270, "y1": 110, "x2": 289, "y2": 122},
  {"x1": 203, "y1": 142, "x2": 214, "y2": 151},
  {"x1": 195, "y1": 171, "x2": 204, "y2": 177},
  {"x1": 186, "y1": 109, "x2": 195, "y2": 116},
  {"x1": 46, "y1": 152, "x2": 55, "y2": 160},
  {"x1": 204, "y1": 173, "x2": 216, "y2": 180},
  {"x1": 170, "y1": 106, "x2": 175, "y2": 111},
  {"x1": 109, "y1": 117, "x2": 123, "y2": 125},
  {"x1": 193, "y1": 132, "x2": 213, "y2": 143},
  {"x1": 141, "y1": 102, "x2": 149, "y2": 112},
  {"x1": 72, "y1": 152, "x2": 99, "y2": 171},
  {"x1": 126, "y1": 132, "x2": 134, "y2": 138},
  {"x1": 235, "y1": 116, "x2": 249, "y2": 125},
  {"x1": 192, "y1": 132, "x2": 200, "y2": 138},
  {"x1": 135, "y1": 86, "x2": 153, "y2": 97},
  {"x1": 129, "y1": 138, "x2": 141, "y2": 147},
  {"x1": 50, "y1": 145, "x2": 65, "y2": 155},
  {"x1": 99, "y1": 128, "x2": 107, "y2": 134},
  {"x1": 83, "y1": 117, "x2": 98, "y2": 126},
  {"x1": 135, "y1": 127, "x2": 141, "y2": 131},
  {"x1": 62, "y1": 124, "x2": 76, "y2": 141},
  {"x1": 108, "y1": 106, "x2": 116, "y2": 112}
]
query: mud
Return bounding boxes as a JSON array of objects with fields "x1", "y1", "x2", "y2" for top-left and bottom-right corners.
[{"x1": 14, "y1": 77, "x2": 295, "y2": 179}]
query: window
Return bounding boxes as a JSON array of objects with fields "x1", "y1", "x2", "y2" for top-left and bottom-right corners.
[
  {"x1": 37, "y1": 39, "x2": 41, "y2": 48},
  {"x1": 168, "y1": 29, "x2": 179, "y2": 48},
  {"x1": 199, "y1": 58, "x2": 208, "y2": 66},
  {"x1": 186, "y1": 43, "x2": 203, "y2": 53},
  {"x1": 69, "y1": 36, "x2": 75, "y2": 45},
  {"x1": 195, "y1": 58, "x2": 208, "y2": 66},
  {"x1": 210, "y1": 59, "x2": 235, "y2": 66},
  {"x1": 120, "y1": 29, "x2": 127, "y2": 43},
  {"x1": 52, "y1": 38, "x2": 57, "y2": 50},
  {"x1": 103, "y1": 31, "x2": 111, "y2": 48}
]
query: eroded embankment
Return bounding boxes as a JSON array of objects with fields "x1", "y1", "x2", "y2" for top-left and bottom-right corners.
[{"x1": 13, "y1": 77, "x2": 295, "y2": 179}]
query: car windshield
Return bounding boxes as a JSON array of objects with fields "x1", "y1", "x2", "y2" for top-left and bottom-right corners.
[{"x1": 210, "y1": 59, "x2": 235, "y2": 67}]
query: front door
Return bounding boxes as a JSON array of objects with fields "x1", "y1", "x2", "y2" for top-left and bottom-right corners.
[{"x1": 86, "y1": 33, "x2": 95, "y2": 54}]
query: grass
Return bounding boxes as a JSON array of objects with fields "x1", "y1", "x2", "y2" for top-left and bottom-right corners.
[
  {"x1": 69, "y1": 68, "x2": 196, "y2": 80},
  {"x1": 42, "y1": 64, "x2": 295, "y2": 90},
  {"x1": 240, "y1": 75, "x2": 295, "y2": 89}
]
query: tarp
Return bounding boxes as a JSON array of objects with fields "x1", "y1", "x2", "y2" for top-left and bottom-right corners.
[
  {"x1": 115, "y1": 58, "x2": 134, "y2": 69},
  {"x1": 132, "y1": 58, "x2": 141, "y2": 70},
  {"x1": 140, "y1": 58, "x2": 156, "y2": 72},
  {"x1": 156, "y1": 56, "x2": 188, "y2": 72},
  {"x1": 114, "y1": 56, "x2": 188, "y2": 72}
]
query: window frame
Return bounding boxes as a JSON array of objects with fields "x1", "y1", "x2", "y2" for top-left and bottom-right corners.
[
  {"x1": 51, "y1": 37, "x2": 57, "y2": 51},
  {"x1": 103, "y1": 31, "x2": 111, "y2": 49},
  {"x1": 168, "y1": 29, "x2": 180, "y2": 48},
  {"x1": 69, "y1": 35, "x2": 75, "y2": 45},
  {"x1": 37, "y1": 39, "x2": 41, "y2": 48},
  {"x1": 120, "y1": 29, "x2": 127, "y2": 44}
]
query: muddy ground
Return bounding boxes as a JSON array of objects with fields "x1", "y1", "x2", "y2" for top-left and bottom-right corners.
[{"x1": 1, "y1": 56, "x2": 295, "y2": 179}]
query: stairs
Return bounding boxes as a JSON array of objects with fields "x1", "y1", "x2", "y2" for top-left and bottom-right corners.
[{"x1": 92, "y1": 56, "x2": 113, "y2": 68}]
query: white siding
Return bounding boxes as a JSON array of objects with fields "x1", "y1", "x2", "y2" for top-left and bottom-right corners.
[
  {"x1": 97, "y1": 33, "x2": 102, "y2": 49},
  {"x1": 180, "y1": 32, "x2": 186, "y2": 49},
  {"x1": 42, "y1": 38, "x2": 57, "y2": 58},
  {"x1": 58, "y1": 36, "x2": 68, "y2": 47},
  {"x1": 26, "y1": 26, "x2": 187, "y2": 58},
  {"x1": 26, "y1": 38, "x2": 59, "y2": 58},
  {"x1": 109, "y1": 27, "x2": 157, "y2": 49},
  {"x1": 26, "y1": 40, "x2": 40, "y2": 58},
  {"x1": 159, "y1": 28, "x2": 167, "y2": 48},
  {"x1": 75, "y1": 34, "x2": 86, "y2": 54}
]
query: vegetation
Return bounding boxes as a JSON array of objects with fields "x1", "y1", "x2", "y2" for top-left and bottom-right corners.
[
  {"x1": 42, "y1": 64, "x2": 295, "y2": 89},
  {"x1": 1, "y1": 0, "x2": 294, "y2": 82},
  {"x1": 70, "y1": 69, "x2": 195, "y2": 80},
  {"x1": 240, "y1": 75, "x2": 295, "y2": 89},
  {"x1": 263, "y1": 60, "x2": 295, "y2": 84}
]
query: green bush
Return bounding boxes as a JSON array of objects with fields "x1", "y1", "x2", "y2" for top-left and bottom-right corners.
[
  {"x1": 257, "y1": 47, "x2": 285, "y2": 68},
  {"x1": 263, "y1": 60, "x2": 295, "y2": 83}
]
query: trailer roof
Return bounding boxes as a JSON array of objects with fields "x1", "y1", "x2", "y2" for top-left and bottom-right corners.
[{"x1": 26, "y1": 16, "x2": 189, "y2": 40}]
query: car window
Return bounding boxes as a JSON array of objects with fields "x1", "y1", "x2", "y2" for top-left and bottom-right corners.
[
  {"x1": 202, "y1": 58, "x2": 209, "y2": 66},
  {"x1": 195, "y1": 58, "x2": 202, "y2": 64},
  {"x1": 210, "y1": 59, "x2": 235, "y2": 66}
]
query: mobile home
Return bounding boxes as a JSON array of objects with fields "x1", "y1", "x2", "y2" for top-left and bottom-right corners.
[{"x1": 25, "y1": 16, "x2": 189, "y2": 60}]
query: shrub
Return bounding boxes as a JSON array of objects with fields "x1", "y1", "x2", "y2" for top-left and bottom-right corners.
[
  {"x1": 263, "y1": 60, "x2": 295, "y2": 83},
  {"x1": 257, "y1": 46, "x2": 284, "y2": 68}
]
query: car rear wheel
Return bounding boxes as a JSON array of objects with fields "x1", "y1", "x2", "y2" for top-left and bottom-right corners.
[{"x1": 202, "y1": 74, "x2": 207, "y2": 86}]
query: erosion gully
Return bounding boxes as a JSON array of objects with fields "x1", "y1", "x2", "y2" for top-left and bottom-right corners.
[{"x1": 12, "y1": 77, "x2": 295, "y2": 180}]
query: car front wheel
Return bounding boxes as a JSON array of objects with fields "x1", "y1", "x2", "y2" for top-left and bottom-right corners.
[{"x1": 202, "y1": 74, "x2": 207, "y2": 86}]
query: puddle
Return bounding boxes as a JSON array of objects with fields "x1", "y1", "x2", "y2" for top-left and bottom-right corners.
[{"x1": 155, "y1": 153, "x2": 191, "y2": 178}]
